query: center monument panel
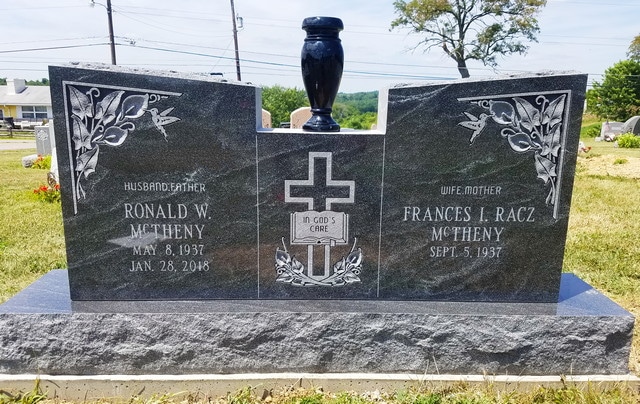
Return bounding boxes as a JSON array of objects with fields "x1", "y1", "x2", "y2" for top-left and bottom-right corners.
[{"x1": 256, "y1": 132, "x2": 385, "y2": 299}]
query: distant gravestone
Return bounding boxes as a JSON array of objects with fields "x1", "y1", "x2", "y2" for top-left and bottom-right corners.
[
  {"x1": 261, "y1": 109, "x2": 272, "y2": 128},
  {"x1": 621, "y1": 116, "x2": 640, "y2": 135},
  {"x1": 600, "y1": 121, "x2": 624, "y2": 140},
  {"x1": 34, "y1": 125, "x2": 52, "y2": 155},
  {"x1": 290, "y1": 106, "x2": 312, "y2": 129}
]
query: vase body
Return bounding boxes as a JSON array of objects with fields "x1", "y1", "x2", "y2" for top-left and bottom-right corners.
[{"x1": 301, "y1": 17, "x2": 344, "y2": 132}]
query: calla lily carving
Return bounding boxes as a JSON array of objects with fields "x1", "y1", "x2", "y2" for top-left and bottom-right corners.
[
  {"x1": 459, "y1": 94, "x2": 568, "y2": 218},
  {"x1": 67, "y1": 85, "x2": 181, "y2": 202}
]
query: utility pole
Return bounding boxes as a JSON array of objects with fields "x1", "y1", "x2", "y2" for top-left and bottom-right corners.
[
  {"x1": 91, "y1": 0, "x2": 117, "y2": 65},
  {"x1": 230, "y1": 0, "x2": 241, "y2": 81},
  {"x1": 106, "y1": 0, "x2": 116, "y2": 65}
]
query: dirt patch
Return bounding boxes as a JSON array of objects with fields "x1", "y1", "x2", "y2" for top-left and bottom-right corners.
[{"x1": 577, "y1": 154, "x2": 640, "y2": 179}]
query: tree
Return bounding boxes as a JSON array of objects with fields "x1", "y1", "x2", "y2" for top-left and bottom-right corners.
[
  {"x1": 339, "y1": 112, "x2": 378, "y2": 130},
  {"x1": 586, "y1": 59, "x2": 640, "y2": 121},
  {"x1": 391, "y1": 0, "x2": 547, "y2": 78},
  {"x1": 25, "y1": 78, "x2": 49, "y2": 86},
  {"x1": 628, "y1": 34, "x2": 640, "y2": 61},
  {"x1": 261, "y1": 85, "x2": 308, "y2": 127}
]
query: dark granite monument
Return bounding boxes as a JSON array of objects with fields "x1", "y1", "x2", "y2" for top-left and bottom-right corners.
[
  {"x1": 0, "y1": 18, "x2": 635, "y2": 378},
  {"x1": 45, "y1": 66, "x2": 584, "y2": 303}
]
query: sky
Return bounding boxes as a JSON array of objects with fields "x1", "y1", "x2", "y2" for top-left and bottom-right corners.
[{"x1": 1, "y1": 0, "x2": 638, "y2": 93}]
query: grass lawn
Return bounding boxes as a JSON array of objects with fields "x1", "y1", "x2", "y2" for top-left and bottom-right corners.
[
  {"x1": 0, "y1": 132, "x2": 639, "y2": 402},
  {"x1": 0, "y1": 149, "x2": 65, "y2": 302}
]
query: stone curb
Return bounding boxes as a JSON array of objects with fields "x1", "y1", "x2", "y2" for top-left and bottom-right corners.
[{"x1": 0, "y1": 373, "x2": 638, "y2": 400}]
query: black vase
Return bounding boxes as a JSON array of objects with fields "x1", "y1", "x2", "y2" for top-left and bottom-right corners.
[{"x1": 301, "y1": 16, "x2": 344, "y2": 132}]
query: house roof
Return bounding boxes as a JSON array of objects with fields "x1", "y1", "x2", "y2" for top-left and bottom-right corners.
[{"x1": 0, "y1": 85, "x2": 51, "y2": 106}]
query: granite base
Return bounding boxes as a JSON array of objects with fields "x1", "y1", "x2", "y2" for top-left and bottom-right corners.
[{"x1": 0, "y1": 270, "x2": 634, "y2": 375}]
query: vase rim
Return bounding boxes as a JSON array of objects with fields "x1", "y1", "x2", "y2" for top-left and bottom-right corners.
[{"x1": 302, "y1": 16, "x2": 344, "y2": 31}]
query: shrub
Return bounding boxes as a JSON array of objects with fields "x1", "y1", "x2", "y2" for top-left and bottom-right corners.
[
  {"x1": 30, "y1": 155, "x2": 51, "y2": 170},
  {"x1": 33, "y1": 184, "x2": 60, "y2": 203},
  {"x1": 616, "y1": 132, "x2": 640, "y2": 148}
]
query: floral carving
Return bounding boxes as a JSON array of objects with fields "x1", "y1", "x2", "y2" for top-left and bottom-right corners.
[
  {"x1": 66, "y1": 85, "x2": 181, "y2": 203},
  {"x1": 275, "y1": 238, "x2": 362, "y2": 287},
  {"x1": 458, "y1": 94, "x2": 568, "y2": 217}
]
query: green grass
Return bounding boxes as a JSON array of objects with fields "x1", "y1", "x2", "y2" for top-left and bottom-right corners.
[
  {"x1": 18, "y1": 383, "x2": 635, "y2": 404},
  {"x1": 0, "y1": 131, "x2": 35, "y2": 139},
  {"x1": 580, "y1": 113, "x2": 601, "y2": 127},
  {"x1": 580, "y1": 139, "x2": 640, "y2": 158},
  {"x1": 4, "y1": 383, "x2": 637, "y2": 404},
  {"x1": 0, "y1": 149, "x2": 66, "y2": 302}
]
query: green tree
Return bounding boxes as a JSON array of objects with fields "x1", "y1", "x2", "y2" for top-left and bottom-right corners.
[
  {"x1": 586, "y1": 59, "x2": 640, "y2": 121},
  {"x1": 261, "y1": 85, "x2": 308, "y2": 127},
  {"x1": 336, "y1": 91, "x2": 378, "y2": 113},
  {"x1": 339, "y1": 112, "x2": 378, "y2": 130},
  {"x1": 0, "y1": 78, "x2": 6, "y2": 85},
  {"x1": 391, "y1": 0, "x2": 547, "y2": 78},
  {"x1": 25, "y1": 78, "x2": 49, "y2": 86},
  {"x1": 628, "y1": 34, "x2": 640, "y2": 61}
]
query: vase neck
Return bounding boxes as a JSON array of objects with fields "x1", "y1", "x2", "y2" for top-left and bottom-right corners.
[{"x1": 304, "y1": 29, "x2": 341, "y2": 40}]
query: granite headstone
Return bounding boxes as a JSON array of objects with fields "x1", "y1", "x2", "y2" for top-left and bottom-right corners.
[
  {"x1": 378, "y1": 74, "x2": 586, "y2": 302},
  {"x1": 50, "y1": 65, "x2": 586, "y2": 303},
  {"x1": 49, "y1": 65, "x2": 259, "y2": 300}
]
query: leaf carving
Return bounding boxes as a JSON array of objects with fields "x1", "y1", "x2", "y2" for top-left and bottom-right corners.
[
  {"x1": 549, "y1": 125, "x2": 562, "y2": 157},
  {"x1": 68, "y1": 86, "x2": 92, "y2": 119},
  {"x1": 342, "y1": 271, "x2": 361, "y2": 284},
  {"x1": 274, "y1": 247, "x2": 306, "y2": 284},
  {"x1": 94, "y1": 90, "x2": 124, "y2": 124},
  {"x1": 71, "y1": 115, "x2": 93, "y2": 150},
  {"x1": 513, "y1": 97, "x2": 541, "y2": 132},
  {"x1": 290, "y1": 256, "x2": 304, "y2": 274},
  {"x1": 119, "y1": 94, "x2": 149, "y2": 120},
  {"x1": 542, "y1": 94, "x2": 566, "y2": 127},
  {"x1": 76, "y1": 146, "x2": 100, "y2": 179},
  {"x1": 542, "y1": 123, "x2": 562, "y2": 157},
  {"x1": 534, "y1": 153, "x2": 556, "y2": 184}
]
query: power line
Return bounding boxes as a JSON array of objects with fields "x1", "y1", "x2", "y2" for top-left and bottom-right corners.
[
  {"x1": 114, "y1": 10, "x2": 224, "y2": 38},
  {"x1": 0, "y1": 43, "x2": 111, "y2": 54},
  {"x1": 0, "y1": 39, "x2": 616, "y2": 80}
]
